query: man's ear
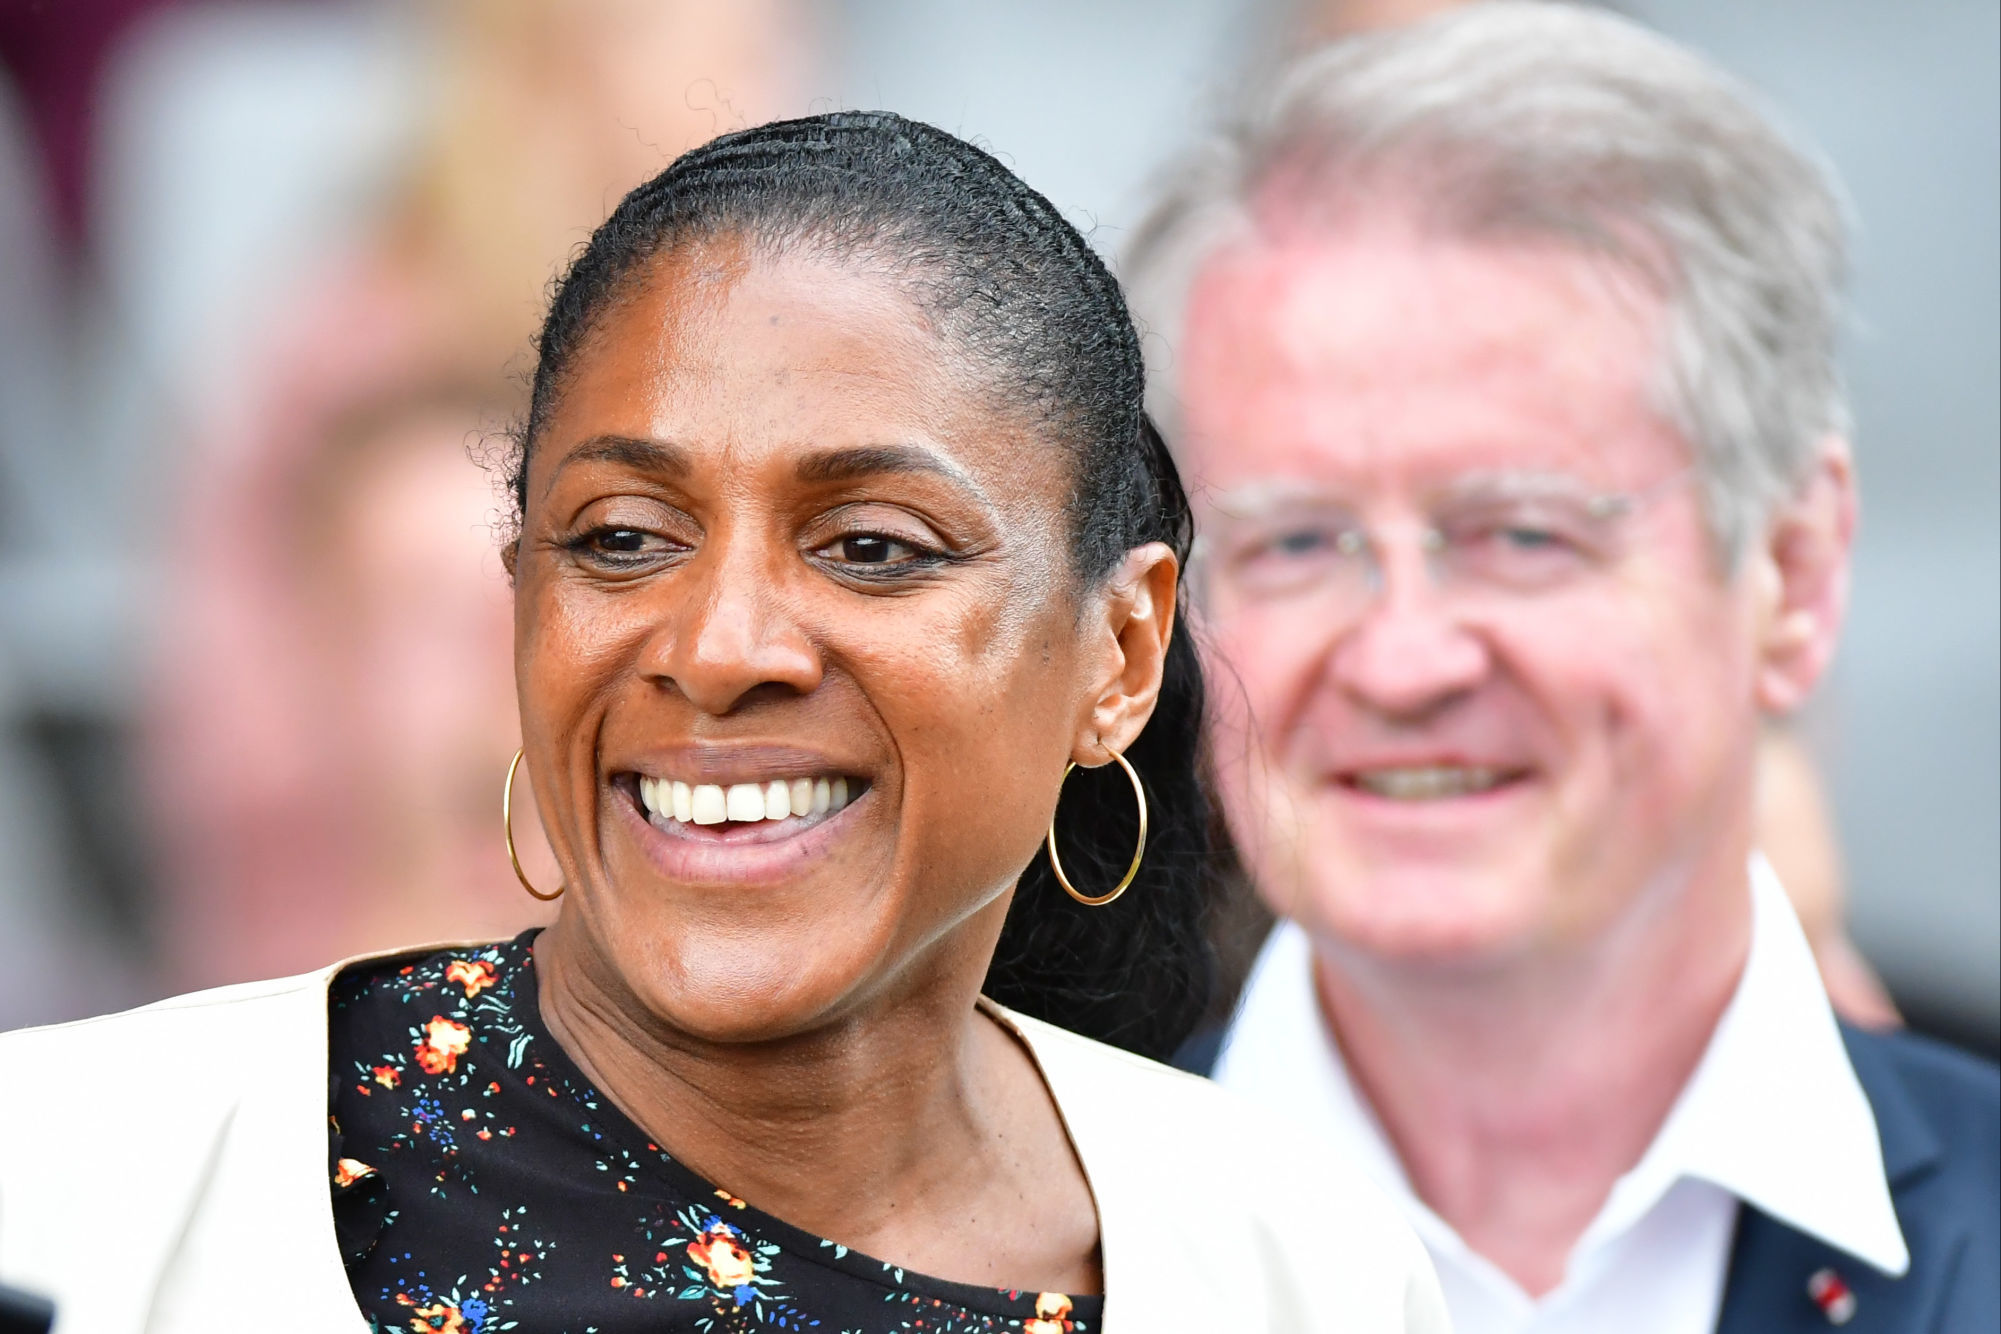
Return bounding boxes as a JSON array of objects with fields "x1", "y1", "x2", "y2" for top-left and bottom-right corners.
[
  {"x1": 1754, "y1": 437, "x2": 1856, "y2": 714},
  {"x1": 1073, "y1": 542, "x2": 1180, "y2": 765}
]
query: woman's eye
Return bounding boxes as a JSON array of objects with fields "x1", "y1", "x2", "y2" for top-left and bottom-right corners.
[
  {"x1": 827, "y1": 533, "x2": 917, "y2": 565},
  {"x1": 565, "y1": 525, "x2": 676, "y2": 568},
  {"x1": 595, "y1": 528, "x2": 651, "y2": 552}
]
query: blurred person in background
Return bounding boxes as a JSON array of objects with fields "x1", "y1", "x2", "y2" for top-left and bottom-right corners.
[
  {"x1": 1128, "y1": 5, "x2": 1998, "y2": 1331},
  {"x1": 1299, "y1": 0, "x2": 1471, "y2": 38},
  {"x1": 1757, "y1": 726, "x2": 1900, "y2": 1033},
  {"x1": 0, "y1": 68, "x2": 103, "y2": 1026},
  {"x1": 144, "y1": 0, "x2": 814, "y2": 989}
]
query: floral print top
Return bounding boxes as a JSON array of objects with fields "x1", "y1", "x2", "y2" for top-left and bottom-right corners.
[{"x1": 329, "y1": 934, "x2": 1100, "y2": 1334}]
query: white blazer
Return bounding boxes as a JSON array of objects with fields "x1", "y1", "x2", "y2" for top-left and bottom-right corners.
[{"x1": 0, "y1": 955, "x2": 1448, "y2": 1333}]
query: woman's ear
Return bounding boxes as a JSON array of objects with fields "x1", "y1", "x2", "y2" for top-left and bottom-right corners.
[
  {"x1": 1073, "y1": 542, "x2": 1179, "y2": 765},
  {"x1": 1754, "y1": 437, "x2": 1857, "y2": 714}
]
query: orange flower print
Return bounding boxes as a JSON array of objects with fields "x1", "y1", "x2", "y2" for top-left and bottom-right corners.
[
  {"x1": 445, "y1": 958, "x2": 498, "y2": 998},
  {"x1": 689, "y1": 1222, "x2": 757, "y2": 1291},
  {"x1": 414, "y1": 1016, "x2": 472, "y2": 1074},
  {"x1": 1025, "y1": 1292, "x2": 1075, "y2": 1334},
  {"x1": 333, "y1": 1158, "x2": 376, "y2": 1188},
  {"x1": 371, "y1": 1065, "x2": 401, "y2": 1089},
  {"x1": 406, "y1": 1301, "x2": 467, "y2": 1332}
]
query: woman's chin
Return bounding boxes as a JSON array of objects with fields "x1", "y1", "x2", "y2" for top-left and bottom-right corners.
[
  {"x1": 566, "y1": 784, "x2": 998, "y2": 1044},
  {"x1": 568, "y1": 891, "x2": 905, "y2": 1046},
  {"x1": 639, "y1": 946, "x2": 888, "y2": 1045}
]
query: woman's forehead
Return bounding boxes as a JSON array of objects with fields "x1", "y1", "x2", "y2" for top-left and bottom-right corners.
[{"x1": 540, "y1": 246, "x2": 1064, "y2": 496}]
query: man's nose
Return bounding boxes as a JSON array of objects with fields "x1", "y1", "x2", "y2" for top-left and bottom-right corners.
[
  {"x1": 639, "y1": 538, "x2": 823, "y2": 716},
  {"x1": 1325, "y1": 544, "x2": 1490, "y2": 720}
]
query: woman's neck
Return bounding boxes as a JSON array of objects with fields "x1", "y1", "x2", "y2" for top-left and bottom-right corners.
[{"x1": 531, "y1": 905, "x2": 1102, "y2": 1292}]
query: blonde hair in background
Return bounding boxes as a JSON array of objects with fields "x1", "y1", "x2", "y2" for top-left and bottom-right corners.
[{"x1": 386, "y1": 0, "x2": 817, "y2": 359}]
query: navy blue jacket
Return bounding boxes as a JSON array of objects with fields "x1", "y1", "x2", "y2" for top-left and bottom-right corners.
[
  {"x1": 1713, "y1": 1024, "x2": 1998, "y2": 1332},
  {"x1": 1177, "y1": 1022, "x2": 1999, "y2": 1330}
]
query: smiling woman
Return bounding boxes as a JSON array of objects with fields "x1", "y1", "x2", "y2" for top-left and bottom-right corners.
[{"x1": 0, "y1": 113, "x2": 1443, "y2": 1333}]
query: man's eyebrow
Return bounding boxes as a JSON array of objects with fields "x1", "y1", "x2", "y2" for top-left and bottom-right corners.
[
  {"x1": 1205, "y1": 469, "x2": 1611, "y2": 516},
  {"x1": 796, "y1": 443, "x2": 986, "y2": 498},
  {"x1": 1434, "y1": 470, "x2": 1611, "y2": 503},
  {"x1": 1206, "y1": 477, "x2": 1345, "y2": 518}
]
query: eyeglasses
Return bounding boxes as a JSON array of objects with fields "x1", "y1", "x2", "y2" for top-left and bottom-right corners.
[{"x1": 1190, "y1": 469, "x2": 1695, "y2": 619}]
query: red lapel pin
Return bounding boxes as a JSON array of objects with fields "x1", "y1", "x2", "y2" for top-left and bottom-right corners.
[{"x1": 1807, "y1": 1267, "x2": 1857, "y2": 1325}]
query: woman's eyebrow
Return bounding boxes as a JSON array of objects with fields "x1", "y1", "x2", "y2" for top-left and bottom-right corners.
[
  {"x1": 549, "y1": 434, "x2": 692, "y2": 489},
  {"x1": 796, "y1": 443, "x2": 991, "y2": 503}
]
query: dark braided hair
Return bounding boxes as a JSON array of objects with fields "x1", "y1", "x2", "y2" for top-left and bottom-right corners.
[{"x1": 511, "y1": 111, "x2": 1216, "y2": 1061}]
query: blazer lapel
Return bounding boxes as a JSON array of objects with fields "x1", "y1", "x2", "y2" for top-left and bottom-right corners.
[{"x1": 1714, "y1": 1027, "x2": 1952, "y2": 1334}]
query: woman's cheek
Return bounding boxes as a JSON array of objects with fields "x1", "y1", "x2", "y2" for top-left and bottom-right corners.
[
  {"x1": 519, "y1": 583, "x2": 639, "y2": 718},
  {"x1": 858, "y1": 630, "x2": 1049, "y2": 896}
]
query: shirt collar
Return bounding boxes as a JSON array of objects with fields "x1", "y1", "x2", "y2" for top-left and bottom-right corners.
[{"x1": 1214, "y1": 856, "x2": 1909, "y2": 1280}]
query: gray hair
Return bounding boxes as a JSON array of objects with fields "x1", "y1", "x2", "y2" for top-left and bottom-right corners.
[{"x1": 1124, "y1": 1, "x2": 1851, "y2": 558}]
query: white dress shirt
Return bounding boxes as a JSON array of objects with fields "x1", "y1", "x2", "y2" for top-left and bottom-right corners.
[{"x1": 1214, "y1": 858, "x2": 1909, "y2": 1334}]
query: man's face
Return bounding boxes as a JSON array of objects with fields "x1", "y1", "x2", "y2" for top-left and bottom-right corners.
[{"x1": 1178, "y1": 219, "x2": 1769, "y2": 965}]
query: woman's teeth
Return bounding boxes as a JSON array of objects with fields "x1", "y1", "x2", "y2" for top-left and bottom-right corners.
[{"x1": 639, "y1": 775, "x2": 853, "y2": 827}]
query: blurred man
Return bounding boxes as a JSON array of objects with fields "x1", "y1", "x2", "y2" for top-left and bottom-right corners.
[{"x1": 1128, "y1": 6, "x2": 1998, "y2": 1331}]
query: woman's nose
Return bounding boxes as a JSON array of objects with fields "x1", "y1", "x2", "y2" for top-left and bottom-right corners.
[{"x1": 640, "y1": 541, "x2": 823, "y2": 715}]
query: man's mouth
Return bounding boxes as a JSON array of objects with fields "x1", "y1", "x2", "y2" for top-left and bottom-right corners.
[
  {"x1": 632, "y1": 772, "x2": 867, "y2": 832},
  {"x1": 1341, "y1": 766, "x2": 1526, "y2": 800}
]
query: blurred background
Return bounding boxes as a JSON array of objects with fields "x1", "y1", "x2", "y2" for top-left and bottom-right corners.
[{"x1": 0, "y1": 0, "x2": 1993, "y2": 1054}]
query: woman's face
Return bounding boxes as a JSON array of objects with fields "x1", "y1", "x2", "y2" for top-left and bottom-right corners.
[{"x1": 513, "y1": 240, "x2": 1151, "y2": 1041}]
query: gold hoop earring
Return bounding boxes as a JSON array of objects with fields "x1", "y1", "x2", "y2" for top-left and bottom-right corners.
[
  {"x1": 503, "y1": 748, "x2": 564, "y2": 901},
  {"x1": 1045, "y1": 750, "x2": 1148, "y2": 907}
]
